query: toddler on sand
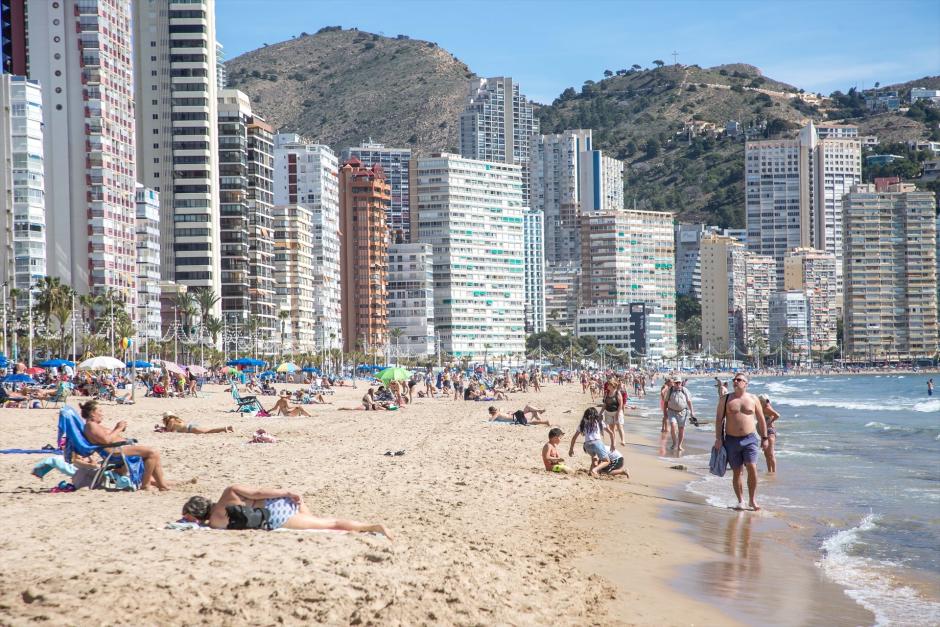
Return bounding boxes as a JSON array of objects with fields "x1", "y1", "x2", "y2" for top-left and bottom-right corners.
[{"x1": 542, "y1": 427, "x2": 569, "y2": 473}]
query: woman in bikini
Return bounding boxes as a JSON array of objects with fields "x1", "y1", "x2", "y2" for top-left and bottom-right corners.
[
  {"x1": 180, "y1": 485, "x2": 392, "y2": 538},
  {"x1": 757, "y1": 395, "x2": 780, "y2": 473},
  {"x1": 267, "y1": 391, "x2": 312, "y2": 417},
  {"x1": 161, "y1": 412, "x2": 233, "y2": 434}
]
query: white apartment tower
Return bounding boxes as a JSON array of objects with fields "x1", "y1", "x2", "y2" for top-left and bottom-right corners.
[
  {"x1": 784, "y1": 247, "x2": 838, "y2": 352},
  {"x1": 135, "y1": 185, "x2": 162, "y2": 341},
  {"x1": 273, "y1": 204, "x2": 320, "y2": 353},
  {"x1": 411, "y1": 153, "x2": 525, "y2": 358},
  {"x1": 523, "y1": 208, "x2": 547, "y2": 333},
  {"x1": 133, "y1": 0, "x2": 222, "y2": 305},
  {"x1": 769, "y1": 291, "x2": 811, "y2": 360},
  {"x1": 0, "y1": 75, "x2": 45, "y2": 296},
  {"x1": 341, "y1": 141, "x2": 412, "y2": 241},
  {"x1": 273, "y1": 133, "x2": 342, "y2": 349},
  {"x1": 580, "y1": 210, "x2": 677, "y2": 360},
  {"x1": 530, "y1": 129, "x2": 625, "y2": 267},
  {"x1": 745, "y1": 121, "x2": 861, "y2": 290},
  {"x1": 744, "y1": 253, "x2": 777, "y2": 354},
  {"x1": 28, "y1": 0, "x2": 138, "y2": 308},
  {"x1": 459, "y1": 77, "x2": 539, "y2": 206},
  {"x1": 217, "y1": 89, "x2": 275, "y2": 347},
  {"x1": 387, "y1": 241, "x2": 435, "y2": 358}
]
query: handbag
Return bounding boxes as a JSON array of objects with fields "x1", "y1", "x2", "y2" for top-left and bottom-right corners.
[{"x1": 709, "y1": 396, "x2": 729, "y2": 477}]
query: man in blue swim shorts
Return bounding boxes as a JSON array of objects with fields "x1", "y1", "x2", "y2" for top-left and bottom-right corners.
[{"x1": 713, "y1": 373, "x2": 769, "y2": 511}]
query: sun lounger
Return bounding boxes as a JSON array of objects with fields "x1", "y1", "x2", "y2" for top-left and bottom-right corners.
[{"x1": 56, "y1": 406, "x2": 142, "y2": 490}]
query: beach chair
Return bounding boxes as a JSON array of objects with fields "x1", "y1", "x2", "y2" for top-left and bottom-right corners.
[
  {"x1": 231, "y1": 385, "x2": 262, "y2": 413},
  {"x1": 42, "y1": 382, "x2": 72, "y2": 409},
  {"x1": 56, "y1": 406, "x2": 142, "y2": 490}
]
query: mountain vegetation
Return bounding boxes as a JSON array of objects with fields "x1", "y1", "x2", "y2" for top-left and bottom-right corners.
[{"x1": 228, "y1": 30, "x2": 940, "y2": 226}]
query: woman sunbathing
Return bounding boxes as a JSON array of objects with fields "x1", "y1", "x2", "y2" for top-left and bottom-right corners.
[
  {"x1": 267, "y1": 391, "x2": 311, "y2": 417},
  {"x1": 180, "y1": 485, "x2": 392, "y2": 538},
  {"x1": 161, "y1": 412, "x2": 233, "y2": 434}
]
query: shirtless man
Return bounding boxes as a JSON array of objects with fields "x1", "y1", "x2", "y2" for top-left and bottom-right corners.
[{"x1": 713, "y1": 373, "x2": 769, "y2": 511}]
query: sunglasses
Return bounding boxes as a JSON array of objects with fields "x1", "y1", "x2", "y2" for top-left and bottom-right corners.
[{"x1": 733, "y1": 378, "x2": 747, "y2": 383}]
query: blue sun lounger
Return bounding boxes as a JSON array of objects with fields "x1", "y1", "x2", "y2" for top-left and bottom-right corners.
[{"x1": 56, "y1": 406, "x2": 143, "y2": 490}]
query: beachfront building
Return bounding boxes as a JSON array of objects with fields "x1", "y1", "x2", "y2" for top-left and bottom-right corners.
[
  {"x1": 133, "y1": 0, "x2": 222, "y2": 304},
  {"x1": 387, "y1": 241, "x2": 435, "y2": 358},
  {"x1": 544, "y1": 263, "x2": 580, "y2": 333},
  {"x1": 674, "y1": 224, "x2": 749, "y2": 299},
  {"x1": 843, "y1": 184, "x2": 939, "y2": 361},
  {"x1": 217, "y1": 90, "x2": 276, "y2": 350},
  {"x1": 784, "y1": 247, "x2": 838, "y2": 352},
  {"x1": 575, "y1": 303, "x2": 657, "y2": 364},
  {"x1": 339, "y1": 158, "x2": 390, "y2": 354},
  {"x1": 529, "y1": 129, "x2": 624, "y2": 267},
  {"x1": 341, "y1": 141, "x2": 411, "y2": 242},
  {"x1": 0, "y1": 75, "x2": 45, "y2": 300},
  {"x1": 700, "y1": 234, "x2": 748, "y2": 359},
  {"x1": 579, "y1": 210, "x2": 677, "y2": 361},
  {"x1": 745, "y1": 121, "x2": 861, "y2": 290},
  {"x1": 523, "y1": 208, "x2": 547, "y2": 333},
  {"x1": 135, "y1": 185, "x2": 162, "y2": 342},
  {"x1": 744, "y1": 253, "x2": 777, "y2": 358},
  {"x1": 411, "y1": 153, "x2": 525, "y2": 359},
  {"x1": 272, "y1": 134, "x2": 342, "y2": 350},
  {"x1": 28, "y1": 0, "x2": 138, "y2": 310},
  {"x1": 459, "y1": 77, "x2": 538, "y2": 206},
  {"x1": 273, "y1": 204, "x2": 320, "y2": 353},
  {"x1": 769, "y1": 291, "x2": 810, "y2": 362}
]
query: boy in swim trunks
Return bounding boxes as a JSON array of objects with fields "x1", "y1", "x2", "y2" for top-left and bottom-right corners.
[{"x1": 542, "y1": 427, "x2": 569, "y2": 473}]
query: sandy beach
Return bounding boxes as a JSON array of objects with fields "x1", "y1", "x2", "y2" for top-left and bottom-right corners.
[{"x1": 0, "y1": 381, "x2": 857, "y2": 625}]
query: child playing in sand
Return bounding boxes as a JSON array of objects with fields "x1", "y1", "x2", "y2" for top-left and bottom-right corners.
[
  {"x1": 568, "y1": 407, "x2": 614, "y2": 477},
  {"x1": 602, "y1": 446, "x2": 629, "y2": 478},
  {"x1": 542, "y1": 427, "x2": 569, "y2": 473}
]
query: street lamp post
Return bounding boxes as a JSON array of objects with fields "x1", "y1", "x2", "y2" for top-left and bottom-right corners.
[
  {"x1": 1, "y1": 281, "x2": 7, "y2": 358},
  {"x1": 27, "y1": 287, "x2": 33, "y2": 367}
]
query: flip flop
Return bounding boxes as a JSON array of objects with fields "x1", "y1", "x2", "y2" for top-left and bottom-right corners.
[
  {"x1": 394, "y1": 450, "x2": 405, "y2": 456},
  {"x1": 384, "y1": 451, "x2": 393, "y2": 456}
]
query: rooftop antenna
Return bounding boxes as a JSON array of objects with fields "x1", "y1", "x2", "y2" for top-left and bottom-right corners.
[{"x1": 672, "y1": 51, "x2": 679, "y2": 65}]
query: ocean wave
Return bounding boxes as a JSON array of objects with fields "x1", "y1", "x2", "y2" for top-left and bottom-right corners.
[
  {"x1": 765, "y1": 381, "x2": 800, "y2": 394},
  {"x1": 913, "y1": 399, "x2": 940, "y2": 413},
  {"x1": 818, "y1": 514, "x2": 940, "y2": 626},
  {"x1": 774, "y1": 396, "x2": 937, "y2": 413},
  {"x1": 865, "y1": 421, "x2": 891, "y2": 430}
]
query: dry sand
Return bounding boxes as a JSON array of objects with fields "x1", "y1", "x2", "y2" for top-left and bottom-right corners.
[{"x1": 0, "y1": 382, "x2": 742, "y2": 625}]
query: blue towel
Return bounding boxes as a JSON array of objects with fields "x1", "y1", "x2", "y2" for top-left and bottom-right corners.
[{"x1": 0, "y1": 449, "x2": 63, "y2": 454}]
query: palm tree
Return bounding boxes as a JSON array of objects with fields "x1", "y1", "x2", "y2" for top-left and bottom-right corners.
[
  {"x1": 193, "y1": 288, "x2": 220, "y2": 324},
  {"x1": 35, "y1": 277, "x2": 76, "y2": 355},
  {"x1": 389, "y1": 327, "x2": 404, "y2": 363},
  {"x1": 204, "y1": 315, "x2": 223, "y2": 346}
]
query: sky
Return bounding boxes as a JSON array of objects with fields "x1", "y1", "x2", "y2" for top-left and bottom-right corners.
[{"x1": 216, "y1": 0, "x2": 940, "y2": 104}]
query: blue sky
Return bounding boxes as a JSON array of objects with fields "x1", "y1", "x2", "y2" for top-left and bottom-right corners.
[{"x1": 217, "y1": 0, "x2": 940, "y2": 103}]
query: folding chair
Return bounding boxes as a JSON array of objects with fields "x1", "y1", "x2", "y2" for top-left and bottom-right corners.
[
  {"x1": 43, "y1": 382, "x2": 72, "y2": 409},
  {"x1": 56, "y1": 406, "x2": 143, "y2": 490},
  {"x1": 231, "y1": 385, "x2": 262, "y2": 413}
]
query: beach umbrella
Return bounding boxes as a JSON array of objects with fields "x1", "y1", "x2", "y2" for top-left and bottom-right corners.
[
  {"x1": 301, "y1": 366, "x2": 320, "y2": 374},
  {"x1": 3, "y1": 373, "x2": 36, "y2": 384},
  {"x1": 25, "y1": 367, "x2": 44, "y2": 376},
  {"x1": 126, "y1": 360, "x2": 153, "y2": 369},
  {"x1": 151, "y1": 359, "x2": 185, "y2": 375},
  {"x1": 376, "y1": 366, "x2": 412, "y2": 384},
  {"x1": 39, "y1": 359, "x2": 75, "y2": 368},
  {"x1": 186, "y1": 365, "x2": 208, "y2": 375},
  {"x1": 77, "y1": 356, "x2": 126, "y2": 370},
  {"x1": 276, "y1": 362, "x2": 298, "y2": 373},
  {"x1": 259, "y1": 370, "x2": 276, "y2": 379}
]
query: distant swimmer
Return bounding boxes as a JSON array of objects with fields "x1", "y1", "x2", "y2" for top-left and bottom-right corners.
[
  {"x1": 928, "y1": 378, "x2": 934, "y2": 397},
  {"x1": 714, "y1": 373, "x2": 769, "y2": 511}
]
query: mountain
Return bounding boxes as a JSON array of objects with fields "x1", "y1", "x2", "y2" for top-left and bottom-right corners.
[
  {"x1": 228, "y1": 30, "x2": 938, "y2": 226},
  {"x1": 225, "y1": 27, "x2": 474, "y2": 151}
]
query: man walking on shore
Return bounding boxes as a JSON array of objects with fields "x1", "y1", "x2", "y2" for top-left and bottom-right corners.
[{"x1": 714, "y1": 373, "x2": 769, "y2": 511}]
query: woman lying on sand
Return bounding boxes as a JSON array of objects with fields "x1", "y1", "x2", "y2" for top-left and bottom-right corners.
[
  {"x1": 181, "y1": 485, "x2": 392, "y2": 538},
  {"x1": 161, "y1": 412, "x2": 233, "y2": 434}
]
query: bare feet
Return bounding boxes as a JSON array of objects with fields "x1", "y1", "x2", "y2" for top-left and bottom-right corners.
[
  {"x1": 749, "y1": 502, "x2": 761, "y2": 511},
  {"x1": 374, "y1": 524, "x2": 394, "y2": 540},
  {"x1": 589, "y1": 469, "x2": 599, "y2": 478},
  {"x1": 226, "y1": 426, "x2": 234, "y2": 432},
  {"x1": 733, "y1": 502, "x2": 747, "y2": 511}
]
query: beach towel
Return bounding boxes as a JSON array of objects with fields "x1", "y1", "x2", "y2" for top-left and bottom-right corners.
[
  {"x1": 1, "y1": 448, "x2": 63, "y2": 454},
  {"x1": 709, "y1": 445, "x2": 728, "y2": 477}
]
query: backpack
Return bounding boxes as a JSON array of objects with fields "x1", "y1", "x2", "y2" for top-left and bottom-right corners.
[
  {"x1": 667, "y1": 388, "x2": 689, "y2": 412},
  {"x1": 603, "y1": 395, "x2": 620, "y2": 412},
  {"x1": 226, "y1": 505, "x2": 272, "y2": 530}
]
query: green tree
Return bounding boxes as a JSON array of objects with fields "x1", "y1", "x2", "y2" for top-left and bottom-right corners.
[
  {"x1": 676, "y1": 294, "x2": 701, "y2": 322},
  {"x1": 644, "y1": 137, "x2": 660, "y2": 159},
  {"x1": 653, "y1": 59, "x2": 665, "y2": 67}
]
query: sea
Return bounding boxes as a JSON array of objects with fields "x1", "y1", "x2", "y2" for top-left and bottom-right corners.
[{"x1": 633, "y1": 374, "x2": 940, "y2": 627}]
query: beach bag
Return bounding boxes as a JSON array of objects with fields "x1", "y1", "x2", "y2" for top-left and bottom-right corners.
[
  {"x1": 603, "y1": 395, "x2": 619, "y2": 412},
  {"x1": 225, "y1": 505, "x2": 271, "y2": 530},
  {"x1": 667, "y1": 388, "x2": 688, "y2": 412},
  {"x1": 709, "y1": 396, "x2": 729, "y2": 477}
]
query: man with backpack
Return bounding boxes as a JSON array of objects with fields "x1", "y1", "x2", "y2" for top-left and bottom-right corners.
[{"x1": 663, "y1": 375, "x2": 694, "y2": 451}]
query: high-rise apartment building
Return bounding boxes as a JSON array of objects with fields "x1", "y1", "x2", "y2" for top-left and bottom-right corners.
[
  {"x1": 843, "y1": 184, "x2": 938, "y2": 360},
  {"x1": 133, "y1": 0, "x2": 221, "y2": 303},
  {"x1": 339, "y1": 158, "x2": 390, "y2": 354},
  {"x1": 273, "y1": 204, "x2": 321, "y2": 353},
  {"x1": 769, "y1": 291, "x2": 810, "y2": 360},
  {"x1": 783, "y1": 247, "x2": 838, "y2": 352},
  {"x1": 135, "y1": 185, "x2": 162, "y2": 341},
  {"x1": 580, "y1": 210, "x2": 676, "y2": 360},
  {"x1": 0, "y1": 0, "x2": 27, "y2": 75},
  {"x1": 28, "y1": 0, "x2": 138, "y2": 308},
  {"x1": 544, "y1": 263, "x2": 580, "y2": 333},
  {"x1": 341, "y1": 141, "x2": 411, "y2": 241},
  {"x1": 273, "y1": 134, "x2": 341, "y2": 350},
  {"x1": 412, "y1": 153, "x2": 525, "y2": 358},
  {"x1": 745, "y1": 121, "x2": 861, "y2": 290},
  {"x1": 216, "y1": 90, "x2": 275, "y2": 349},
  {"x1": 674, "y1": 224, "x2": 749, "y2": 299},
  {"x1": 523, "y1": 208, "x2": 546, "y2": 333},
  {"x1": 0, "y1": 75, "x2": 44, "y2": 296},
  {"x1": 387, "y1": 241, "x2": 435, "y2": 358},
  {"x1": 459, "y1": 77, "x2": 538, "y2": 206},
  {"x1": 530, "y1": 129, "x2": 625, "y2": 266},
  {"x1": 744, "y1": 253, "x2": 777, "y2": 352}
]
